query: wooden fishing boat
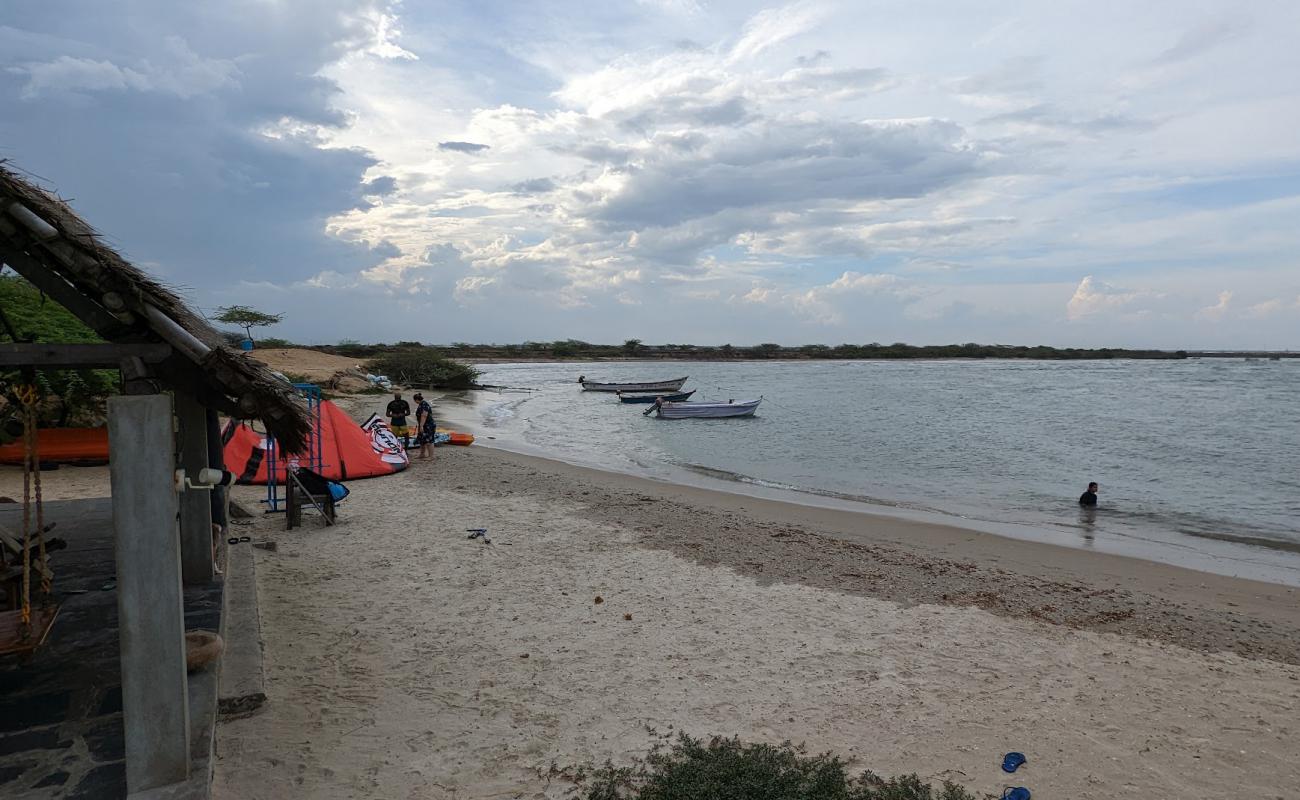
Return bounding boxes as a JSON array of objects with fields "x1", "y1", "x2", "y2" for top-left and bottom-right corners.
[
  {"x1": 647, "y1": 398, "x2": 762, "y2": 419},
  {"x1": 578, "y1": 375, "x2": 688, "y2": 393},
  {"x1": 617, "y1": 389, "x2": 696, "y2": 403}
]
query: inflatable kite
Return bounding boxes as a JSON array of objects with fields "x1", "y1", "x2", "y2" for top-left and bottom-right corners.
[{"x1": 221, "y1": 400, "x2": 408, "y2": 484}]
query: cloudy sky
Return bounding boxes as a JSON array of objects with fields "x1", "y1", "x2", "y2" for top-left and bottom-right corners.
[{"x1": 3, "y1": 1, "x2": 1299, "y2": 348}]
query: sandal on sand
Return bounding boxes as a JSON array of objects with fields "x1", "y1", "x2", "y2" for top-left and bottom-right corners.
[
  {"x1": 1001, "y1": 752, "x2": 1027, "y2": 773},
  {"x1": 1001, "y1": 788, "x2": 1030, "y2": 800}
]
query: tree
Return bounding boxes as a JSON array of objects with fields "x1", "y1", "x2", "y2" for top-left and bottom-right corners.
[
  {"x1": 623, "y1": 338, "x2": 643, "y2": 356},
  {"x1": 214, "y1": 305, "x2": 283, "y2": 344}
]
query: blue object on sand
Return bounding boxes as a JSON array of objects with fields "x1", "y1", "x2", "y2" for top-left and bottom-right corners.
[
  {"x1": 1001, "y1": 752, "x2": 1027, "y2": 773},
  {"x1": 327, "y1": 481, "x2": 350, "y2": 503},
  {"x1": 1000, "y1": 789, "x2": 1030, "y2": 800}
]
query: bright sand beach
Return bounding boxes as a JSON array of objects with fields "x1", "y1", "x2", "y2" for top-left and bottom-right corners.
[{"x1": 207, "y1": 415, "x2": 1300, "y2": 799}]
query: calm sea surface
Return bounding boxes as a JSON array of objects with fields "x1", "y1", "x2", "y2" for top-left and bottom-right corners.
[{"x1": 444, "y1": 359, "x2": 1300, "y2": 585}]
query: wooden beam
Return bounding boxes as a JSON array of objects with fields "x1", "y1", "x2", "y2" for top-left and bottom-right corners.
[
  {"x1": 156, "y1": 354, "x2": 243, "y2": 418},
  {"x1": 0, "y1": 342, "x2": 172, "y2": 367},
  {"x1": 0, "y1": 240, "x2": 124, "y2": 335}
]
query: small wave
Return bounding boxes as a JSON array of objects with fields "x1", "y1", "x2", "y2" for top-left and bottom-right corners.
[
  {"x1": 675, "y1": 462, "x2": 934, "y2": 515},
  {"x1": 481, "y1": 396, "x2": 530, "y2": 426},
  {"x1": 678, "y1": 464, "x2": 1300, "y2": 555},
  {"x1": 1176, "y1": 528, "x2": 1300, "y2": 554},
  {"x1": 1096, "y1": 506, "x2": 1300, "y2": 553}
]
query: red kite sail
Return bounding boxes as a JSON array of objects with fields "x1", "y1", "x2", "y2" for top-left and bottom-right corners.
[{"x1": 221, "y1": 400, "x2": 408, "y2": 484}]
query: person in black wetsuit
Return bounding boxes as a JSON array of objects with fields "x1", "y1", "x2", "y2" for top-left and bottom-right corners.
[
  {"x1": 1078, "y1": 481, "x2": 1099, "y2": 506},
  {"x1": 386, "y1": 392, "x2": 412, "y2": 448}
]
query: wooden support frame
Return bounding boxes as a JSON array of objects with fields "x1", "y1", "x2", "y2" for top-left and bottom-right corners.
[
  {"x1": 285, "y1": 470, "x2": 336, "y2": 530},
  {"x1": 175, "y1": 391, "x2": 214, "y2": 584},
  {"x1": 0, "y1": 238, "x2": 126, "y2": 336},
  {"x1": 0, "y1": 342, "x2": 172, "y2": 367}
]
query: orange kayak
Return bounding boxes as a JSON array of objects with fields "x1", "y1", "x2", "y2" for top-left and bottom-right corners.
[{"x1": 0, "y1": 428, "x2": 110, "y2": 465}]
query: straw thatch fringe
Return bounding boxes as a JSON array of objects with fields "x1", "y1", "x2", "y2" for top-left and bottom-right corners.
[{"x1": 0, "y1": 160, "x2": 311, "y2": 451}]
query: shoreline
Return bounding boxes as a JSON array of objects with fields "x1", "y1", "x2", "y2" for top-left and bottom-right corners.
[
  {"x1": 439, "y1": 445, "x2": 1300, "y2": 666},
  {"x1": 418, "y1": 389, "x2": 1300, "y2": 588}
]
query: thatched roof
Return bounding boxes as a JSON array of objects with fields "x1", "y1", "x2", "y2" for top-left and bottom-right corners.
[{"x1": 0, "y1": 160, "x2": 311, "y2": 451}]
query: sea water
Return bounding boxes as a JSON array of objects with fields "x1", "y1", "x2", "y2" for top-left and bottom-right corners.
[{"x1": 445, "y1": 359, "x2": 1300, "y2": 585}]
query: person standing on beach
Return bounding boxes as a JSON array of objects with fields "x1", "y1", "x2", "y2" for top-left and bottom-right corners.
[
  {"x1": 1079, "y1": 481, "x2": 1099, "y2": 506},
  {"x1": 386, "y1": 392, "x2": 412, "y2": 448},
  {"x1": 413, "y1": 392, "x2": 436, "y2": 460}
]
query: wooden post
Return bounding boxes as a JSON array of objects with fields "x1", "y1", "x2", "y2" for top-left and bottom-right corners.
[
  {"x1": 108, "y1": 394, "x2": 190, "y2": 792},
  {"x1": 175, "y1": 391, "x2": 213, "y2": 584},
  {"x1": 206, "y1": 408, "x2": 228, "y2": 532}
]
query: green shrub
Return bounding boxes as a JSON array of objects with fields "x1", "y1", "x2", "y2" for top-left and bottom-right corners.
[
  {"x1": 569, "y1": 734, "x2": 983, "y2": 800},
  {"x1": 0, "y1": 275, "x2": 119, "y2": 425},
  {"x1": 257, "y1": 337, "x2": 296, "y2": 348},
  {"x1": 366, "y1": 348, "x2": 481, "y2": 389}
]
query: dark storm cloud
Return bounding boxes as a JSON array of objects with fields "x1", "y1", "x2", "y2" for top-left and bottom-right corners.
[
  {"x1": 0, "y1": 1, "x2": 393, "y2": 291},
  {"x1": 437, "y1": 141, "x2": 491, "y2": 153},
  {"x1": 592, "y1": 118, "x2": 984, "y2": 230},
  {"x1": 511, "y1": 177, "x2": 557, "y2": 194}
]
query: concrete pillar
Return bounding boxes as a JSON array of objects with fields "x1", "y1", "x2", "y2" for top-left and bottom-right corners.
[
  {"x1": 108, "y1": 394, "x2": 190, "y2": 792},
  {"x1": 174, "y1": 392, "x2": 213, "y2": 584}
]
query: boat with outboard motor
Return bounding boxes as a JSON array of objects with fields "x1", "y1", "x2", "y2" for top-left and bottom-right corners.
[{"x1": 645, "y1": 397, "x2": 762, "y2": 419}]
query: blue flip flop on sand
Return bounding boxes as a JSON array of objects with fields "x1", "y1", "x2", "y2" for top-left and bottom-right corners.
[
  {"x1": 1000, "y1": 789, "x2": 1030, "y2": 800},
  {"x1": 1001, "y1": 752, "x2": 1027, "y2": 773}
]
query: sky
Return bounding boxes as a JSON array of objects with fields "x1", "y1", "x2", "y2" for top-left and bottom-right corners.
[{"x1": 2, "y1": 0, "x2": 1299, "y2": 348}]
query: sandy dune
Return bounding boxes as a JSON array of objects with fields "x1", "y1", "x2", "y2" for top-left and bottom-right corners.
[{"x1": 245, "y1": 348, "x2": 369, "y2": 384}]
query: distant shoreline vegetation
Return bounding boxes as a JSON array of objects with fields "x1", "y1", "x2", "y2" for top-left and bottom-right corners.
[
  {"x1": 305, "y1": 338, "x2": 1212, "y2": 362},
  {"x1": 236, "y1": 336, "x2": 1296, "y2": 362}
]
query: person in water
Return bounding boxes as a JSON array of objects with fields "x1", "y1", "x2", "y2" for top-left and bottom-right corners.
[
  {"x1": 1078, "y1": 481, "x2": 1099, "y2": 506},
  {"x1": 413, "y1": 392, "x2": 436, "y2": 460}
]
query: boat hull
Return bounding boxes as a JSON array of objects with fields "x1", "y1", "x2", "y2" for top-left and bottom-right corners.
[
  {"x1": 580, "y1": 376, "x2": 688, "y2": 393},
  {"x1": 617, "y1": 389, "x2": 695, "y2": 403},
  {"x1": 654, "y1": 399, "x2": 761, "y2": 419}
]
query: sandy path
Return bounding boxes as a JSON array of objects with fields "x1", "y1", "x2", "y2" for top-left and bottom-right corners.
[
  {"x1": 0, "y1": 464, "x2": 110, "y2": 501},
  {"x1": 214, "y1": 452, "x2": 1299, "y2": 799}
]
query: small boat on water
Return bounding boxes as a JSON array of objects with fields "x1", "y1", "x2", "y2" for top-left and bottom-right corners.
[
  {"x1": 646, "y1": 398, "x2": 762, "y2": 419},
  {"x1": 578, "y1": 375, "x2": 688, "y2": 393},
  {"x1": 617, "y1": 389, "x2": 696, "y2": 404}
]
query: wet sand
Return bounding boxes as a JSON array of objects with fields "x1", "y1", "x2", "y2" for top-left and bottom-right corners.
[{"x1": 213, "y1": 445, "x2": 1300, "y2": 799}]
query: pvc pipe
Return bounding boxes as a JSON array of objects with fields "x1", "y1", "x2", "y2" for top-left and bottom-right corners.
[
  {"x1": 141, "y1": 303, "x2": 210, "y2": 362},
  {"x1": 5, "y1": 201, "x2": 59, "y2": 241}
]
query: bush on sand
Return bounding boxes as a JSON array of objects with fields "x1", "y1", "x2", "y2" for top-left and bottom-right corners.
[
  {"x1": 560, "y1": 734, "x2": 985, "y2": 800},
  {"x1": 365, "y1": 348, "x2": 480, "y2": 389}
]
